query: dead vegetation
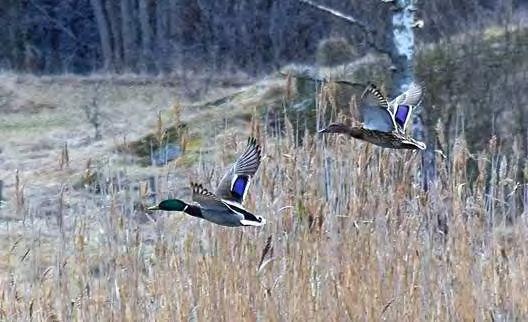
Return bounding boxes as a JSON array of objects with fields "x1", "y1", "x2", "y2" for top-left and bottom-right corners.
[
  {"x1": 0, "y1": 82, "x2": 55, "y2": 114},
  {"x1": 0, "y1": 26, "x2": 527, "y2": 320},
  {"x1": 0, "y1": 77, "x2": 527, "y2": 321},
  {"x1": 1, "y1": 113, "x2": 527, "y2": 320}
]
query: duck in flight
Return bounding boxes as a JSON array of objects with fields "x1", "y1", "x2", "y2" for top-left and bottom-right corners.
[
  {"x1": 319, "y1": 82, "x2": 426, "y2": 150},
  {"x1": 147, "y1": 137, "x2": 265, "y2": 227}
]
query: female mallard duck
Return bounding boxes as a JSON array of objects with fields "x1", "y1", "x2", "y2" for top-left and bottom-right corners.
[
  {"x1": 147, "y1": 137, "x2": 265, "y2": 227},
  {"x1": 319, "y1": 83, "x2": 426, "y2": 150}
]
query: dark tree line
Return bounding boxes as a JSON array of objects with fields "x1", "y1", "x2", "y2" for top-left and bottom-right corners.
[{"x1": 0, "y1": 0, "x2": 523, "y2": 75}]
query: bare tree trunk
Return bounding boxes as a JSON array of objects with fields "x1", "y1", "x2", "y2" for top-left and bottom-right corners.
[
  {"x1": 138, "y1": 0, "x2": 153, "y2": 72},
  {"x1": 90, "y1": 0, "x2": 113, "y2": 70},
  {"x1": 155, "y1": 0, "x2": 169, "y2": 73},
  {"x1": 4, "y1": 0, "x2": 23, "y2": 70},
  {"x1": 120, "y1": 0, "x2": 137, "y2": 71},
  {"x1": 105, "y1": 0, "x2": 123, "y2": 72},
  {"x1": 48, "y1": 28, "x2": 62, "y2": 72}
]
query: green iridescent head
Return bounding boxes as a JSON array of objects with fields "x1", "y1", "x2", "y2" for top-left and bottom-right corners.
[{"x1": 148, "y1": 199, "x2": 187, "y2": 211}]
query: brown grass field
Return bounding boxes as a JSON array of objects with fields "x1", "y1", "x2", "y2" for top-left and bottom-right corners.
[{"x1": 0, "y1": 72, "x2": 527, "y2": 321}]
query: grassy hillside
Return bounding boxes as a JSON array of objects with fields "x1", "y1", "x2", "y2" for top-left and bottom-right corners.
[{"x1": 1, "y1": 26, "x2": 528, "y2": 320}]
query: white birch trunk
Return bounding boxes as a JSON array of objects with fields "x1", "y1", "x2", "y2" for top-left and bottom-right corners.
[
  {"x1": 390, "y1": 0, "x2": 435, "y2": 188},
  {"x1": 390, "y1": 0, "x2": 416, "y2": 90}
]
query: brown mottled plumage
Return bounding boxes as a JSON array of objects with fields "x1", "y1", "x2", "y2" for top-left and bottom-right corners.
[
  {"x1": 318, "y1": 123, "x2": 426, "y2": 150},
  {"x1": 319, "y1": 83, "x2": 426, "y2": 150}
]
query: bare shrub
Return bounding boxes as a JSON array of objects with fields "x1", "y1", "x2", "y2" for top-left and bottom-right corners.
[
  {"x1": 316, "y1": 37, "x2": 358, "y2": 67},
  {"x1": 83, "y1": 86, "x2": 103, "y2": 141}
]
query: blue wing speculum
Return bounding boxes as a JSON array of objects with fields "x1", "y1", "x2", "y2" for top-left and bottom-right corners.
[
  {"x1": 389, "y1": 82, "x2": 423, "y2": 133},
  {"x1": 394, "y1": 105, "x2": 411, "y2": 130},
  {"x1": 231, "y1": 175, "x2": 250, "y2": 201}
]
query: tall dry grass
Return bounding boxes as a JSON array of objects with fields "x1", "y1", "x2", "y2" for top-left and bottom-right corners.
[{"x1": 1, "y1": 84, "x2": 527, "y2": 321}]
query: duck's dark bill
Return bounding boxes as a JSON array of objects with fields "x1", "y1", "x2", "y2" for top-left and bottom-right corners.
[{"x1": 395, "y1": 105, "x2": 410, "y2": 128}]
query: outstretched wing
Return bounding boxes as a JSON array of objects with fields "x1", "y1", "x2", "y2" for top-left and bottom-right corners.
[
  {"x1": 390, "y1": 82, "x2": 423, "y2": 107},
  {"x1": 390, "y1": 83, "x2": 423, "y2": 132},
  {"x1": 359, "y1": 84, "x2": 396, "y2": 133},
  {"x1": 215, "y1": 137, "x2": 262, "y2": 203}
]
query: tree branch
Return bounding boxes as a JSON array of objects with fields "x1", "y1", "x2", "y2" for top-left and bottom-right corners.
[
  {"x1": 29, "y1": 0, "x2": 78, "y2": 41},
  {"x1": 299, "y1": 0, "x2": 372, "y2": 33},
  {"x1": 279, "y1": 70, "x2": 366, "y2": 88},
  {"x1": 298, "y1": 0, "x2": 391, "y2": 56}
]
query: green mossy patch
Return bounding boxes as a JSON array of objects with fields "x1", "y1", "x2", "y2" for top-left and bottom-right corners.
[{"x1": 118, "y1": 123, "x2": 194, "y2": 166}]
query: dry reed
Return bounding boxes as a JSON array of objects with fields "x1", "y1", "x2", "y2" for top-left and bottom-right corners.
[{"x1": 0, "y1": 85, "x2": 527, "y2": 322}]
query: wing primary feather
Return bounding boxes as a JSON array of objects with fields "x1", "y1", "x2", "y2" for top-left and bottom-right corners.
[
  {"x1": 362, "y1": 84, "x2": 389, "y2": 109},
  {"x1": 238, "y1": 159, "x2": 259, "y2": 169},
  {"x1": 191, "y1": 182, "x2": 216, "y2": 197},
  {"x1": 391, "y1": 82, "x2": 424, "y2": 107},
  {"x1": 214, "y1": 137, "x2": 262, "y2": 203}
]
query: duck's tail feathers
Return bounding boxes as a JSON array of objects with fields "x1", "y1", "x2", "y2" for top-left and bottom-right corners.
[
  {"x1": 401, "y1": 139, "x2": 427, "y2": 150},
  {"x1": 240, "y1": 216, "x2": 266, "y2": 227}
]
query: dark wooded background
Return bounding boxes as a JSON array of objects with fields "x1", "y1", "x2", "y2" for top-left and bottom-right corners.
[{"x1": 1, "y1": 0, "x2": 522, "y2": 75}]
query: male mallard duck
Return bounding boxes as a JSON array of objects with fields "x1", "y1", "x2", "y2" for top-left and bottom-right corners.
[
  {"x1": 147, "y1": 137, "x2": 265, "y2": 227},
  {"x1": 319, "y1": 83, "x2": 426, "y2": 150}
]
